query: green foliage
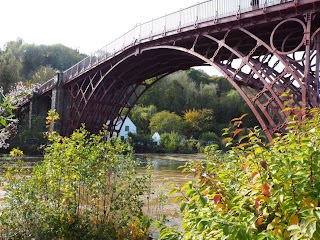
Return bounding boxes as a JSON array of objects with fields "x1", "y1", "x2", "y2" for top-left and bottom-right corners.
[
  {"x1": 199, "y1": 132, "x2": 221, "y2": 150},
  {"x1": 27, "y1": 66, "x2": 57, "y2": 85},
  {"x1": 0, "y1": 39, "x2": 85, "y2": 90},
  {"x1": 186, "y1": 68, "x2": 212, "y2": 87},
  {"x1": 138, "y1": 71, "x2": 219, "y2": 115},
  {"x1": 137, "y1": 70, "x2": 258, "y2": 138},
  {"x1": 0, "y1": 40, "x2": 24, "y2": 92},
  {"x1": 0, "y1": 89, "x2": 18, "y2": 148},
  {"x1": 22, "y1": 43, "x2": 85, "y2": 80},
  {"x1": 184, "y1": 109, "x2": 216, "y2": 138},
  {"x1": 130, "y1": 105, "x2": 157, "y2": 134},
  {"x1": 149, "y1": 111, "x2": 185, "y2": 134},
  {"x1": 210, "y1": 75, "x2": 233, "y2": 97},
  {"x1": 159, "y1": 108, "x2": 320, "y2": 239},
  {"x1": 128, "y1": 132, "x2": 158, "y2": 153},
  {"x1": 2, "y1": 121, "x2": 152, "y2": 239},
  {"x1": 178, "y1": 139, "x2": 201, "y2": 154},
  {"x1": 160, "y1": 132, "x2": 183, "y2": 153},
  {"x1": 8, "y1": 114, "x2": 46, "y2": 155}
]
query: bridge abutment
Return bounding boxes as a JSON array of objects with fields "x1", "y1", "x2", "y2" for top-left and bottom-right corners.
[
  {"x1": 28, "y1": 91, "x2": 51, "y2": 131},
  {"x1": 51, "y1": 72, "x2": 65, "y2": 133}
]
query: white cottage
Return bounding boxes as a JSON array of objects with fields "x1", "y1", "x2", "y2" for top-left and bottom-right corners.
[
  {"x1": 108, "y1": 117, "x2": 137, "y2": 139},
  {"x1": 117, "y1": 117, "x2": 136, "y2": 139},
  {"x1": 152, "y1": 131, "x2": 161, "y2": 145}
]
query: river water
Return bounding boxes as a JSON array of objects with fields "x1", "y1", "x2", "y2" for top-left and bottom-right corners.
[
  {"x1": 136, "y1": 153, "x2": 204, "y2": 238},
  {"x1": 137, "y1": 153, "x2": 203, "y2": 215}
]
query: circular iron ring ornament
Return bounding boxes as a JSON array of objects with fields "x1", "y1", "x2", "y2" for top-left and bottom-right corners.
[
  {"x1": 270, "y1": 18, "x2": 306, "y2": 55},
  {"x1": 311, "y1": 27, "x2": 320, "y2": 43}
]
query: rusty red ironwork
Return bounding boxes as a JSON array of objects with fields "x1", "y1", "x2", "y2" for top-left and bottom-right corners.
[{"x1": 34, "y1": 0, "x2": 320, "y2": 141}]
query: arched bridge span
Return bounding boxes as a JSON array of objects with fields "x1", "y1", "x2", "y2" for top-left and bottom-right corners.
[{"x1": 32, "y1": 0, "x2": 320, "y2": 141}]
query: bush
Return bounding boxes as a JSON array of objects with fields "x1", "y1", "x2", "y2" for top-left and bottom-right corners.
[
  {"x1": 199, "y1": 131, "x2": 221, "y2": 151},
  {"x1": 128, "y1": 132, "x2": 157, "y2": 153},
  {"x1": 160, "y1": 132, "x2": 182, "y2": 153},
  {"x1": 159, "y1": 108, "x2": 320, "y2": 239},
  {"x1": 8, "y1": 114, "x2": 46, "y2": 155},
  {"x1": 178, "y1": 139, "x2": 200, "y2": 154},
  {"x1": 2, "y1": 118, "x2": 152, "y2": 239}
]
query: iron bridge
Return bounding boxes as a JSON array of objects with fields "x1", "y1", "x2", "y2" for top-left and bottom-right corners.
[{"x1": 29, "y1": 0, "x2": 320, "y2": 141}]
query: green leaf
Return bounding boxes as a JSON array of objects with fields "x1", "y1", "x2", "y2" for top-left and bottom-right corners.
[
  {"x1": 197, "y1": 220, "x2": 208, "y2": 231},
  {"x1": 314, "y1": 210, "x2": 320, "y2": 220},
  {"x1": 287, "y1": 225, "x2": 301, "y2": 231},
  {"x1": 0, "y1": 116, "x2": 8, "y2": 127},
  {"x1": 180, "y1": 202, "x2": 187, "y2": 212},
  {"x1": 200, "y1": 196, "x2": 208, "y2": 206}
]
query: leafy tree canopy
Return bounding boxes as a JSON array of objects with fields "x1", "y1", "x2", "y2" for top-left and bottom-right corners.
[
  {"x1": 0, "y1": 39, "x2": 86, "y2": 92},
  {"x1": 129, "y1": 105, "x2": 157, "y2": 134},
  {"x1": 184, "y1": 108, "x2": 216, "y2": 138},
  {"x1": 149, "y1": 110, "x2": 185, "y2": 134}
]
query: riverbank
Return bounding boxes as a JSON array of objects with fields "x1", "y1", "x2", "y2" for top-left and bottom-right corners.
[{"x1": 135, "y1": 153, "x2": 205, "y2": 161}]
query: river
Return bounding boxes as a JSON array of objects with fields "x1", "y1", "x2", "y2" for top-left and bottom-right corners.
[{"x1": 136, "y1": 153, "x2": 204, "y2": 237}]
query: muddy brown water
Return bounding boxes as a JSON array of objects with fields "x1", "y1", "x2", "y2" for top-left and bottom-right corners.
[{"x1": 136, "y1": 153, "x2": 204, "y2": 238}]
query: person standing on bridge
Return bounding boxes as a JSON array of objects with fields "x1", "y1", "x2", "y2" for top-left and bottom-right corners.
[{"x1": 251, "y1": 0, "x2": 259, "y2": 10}]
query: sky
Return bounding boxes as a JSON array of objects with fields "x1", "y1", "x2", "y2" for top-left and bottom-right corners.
[{"x1": 0, "y1": 0, "x2": 220, "y2": 75}]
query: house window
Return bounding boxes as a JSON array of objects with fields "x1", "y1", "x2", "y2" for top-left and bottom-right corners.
[{"x1": 125, "y1": 126, "x2": 129, "y2": 132}]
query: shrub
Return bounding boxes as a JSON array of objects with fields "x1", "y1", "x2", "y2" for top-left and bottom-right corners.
[
  {"x1": 160, "y1": 132, "x2": 182, "y2": 153},
  {"x1": 8, "y1": 115, "x2": 46, "y2": 155},
  {"x1": 2, "y1": 113, "x2": 152, "y2": 239},
  {"x1": 178, "y1": 139, "x2": 200, "y2": 154},
  {"x1": 159, "y1": 108, "x2": 320, "y2": 239},
  {"x1": 128, "y1": 132, "x2": 156, "y2": 153}
]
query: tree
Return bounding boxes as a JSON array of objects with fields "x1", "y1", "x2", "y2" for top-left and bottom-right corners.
[
  {"x1": 184, "y1": 108, "x2": 216, "y2": 138},
  {"x1": 149, "y1": 110, "x2": 184, "y2": 134},
  {"x1": 127, "y1": 132, "x2": 155, "y2": 153},
  {"x1": 160, "y1": 132, "x2": 182, "y2": 153},
  {"x1": 162, "y1": 80, "x2": 186, "y2": 114},
  {"x1": 22, "y1": 43, "x2": 85, "y2": 80},
  {"x1": 196, "y1": 83, "x2": 218, "y2": 109},
  {"x1": 0, "y1": 39, "x2": 86, "y2": 92},
  {"x1": 0, "y1": 39, "x2": 24, "y2": 92},
  {"x1": 129, "y1": 104, "x2": 157, "y2": 134},
  {"x1": 0, "y1": 82, "x2": 38, "y2": 149},
  {"x1": 27, "y1": 66, "x2": 57, "y2": 85},
  {"x1": 186, "y1": 68, "x2": 212, "y2": 87},
  {"x1": 211, "y1": 75, "x2": 233, "y2": 97},
  {"x1": 46, "y1": 44, "x2": 86, "y2": 71},
  {"x1": 0, "y1": 89, "x2": 16, "y2": 149},
  {"x1": 139, "y1": 72, "x2": 189, "y2": 113}
]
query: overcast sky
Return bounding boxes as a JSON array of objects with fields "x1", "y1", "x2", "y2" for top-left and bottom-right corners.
[{"x1": 1, "y1": 0, "x2": 220, "y2": 75}]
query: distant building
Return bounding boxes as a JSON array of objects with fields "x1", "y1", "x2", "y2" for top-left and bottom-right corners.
[
  {"x1": 152, "y1": 131, "x2": 161, "y2": 145},
  {"x1": 107, "y1": 117, "x2": 137, "y2": 139}
]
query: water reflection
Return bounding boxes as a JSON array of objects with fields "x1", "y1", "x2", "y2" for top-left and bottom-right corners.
[{"x1": 136, "y1": 153, "x2": 204, "y2": 234}]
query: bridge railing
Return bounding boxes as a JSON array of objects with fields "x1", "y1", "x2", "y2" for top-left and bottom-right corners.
[{"x1": 50, "y1": 0, "x2": 292, "y2": 90}]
